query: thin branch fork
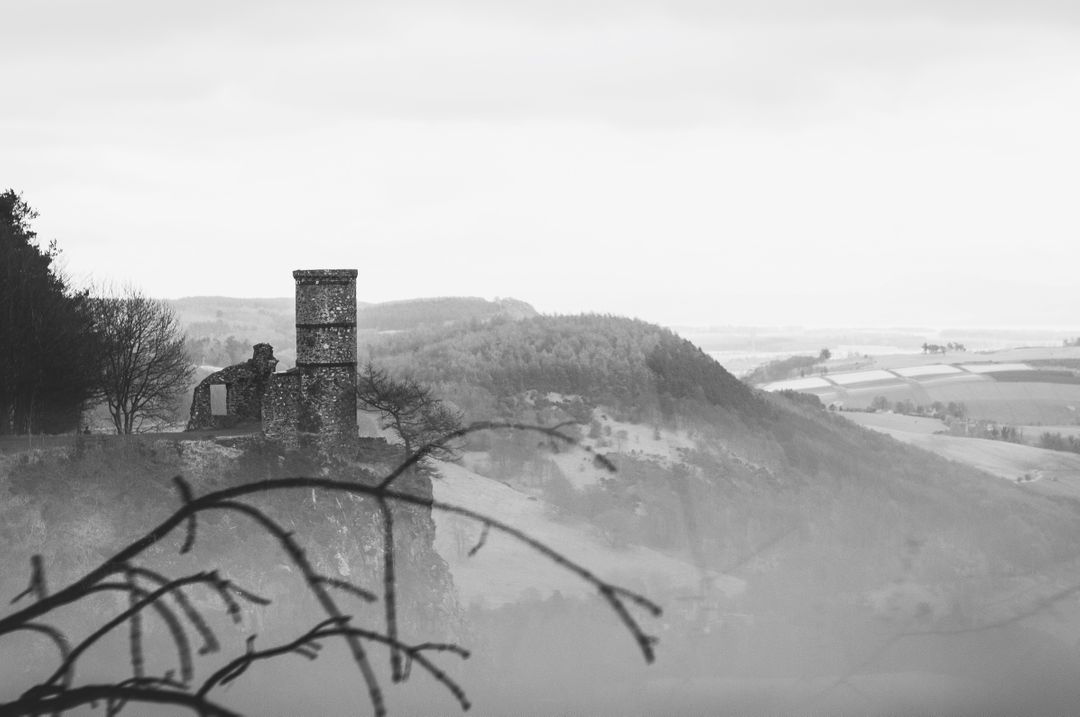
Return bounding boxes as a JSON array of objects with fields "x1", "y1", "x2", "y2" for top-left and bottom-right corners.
[
  {"x1": 196, "y1": 617, "x2": 472, "y2": 710},
  {"x1": 37, "y1": 573, "x2": 216, "y2": 690}
]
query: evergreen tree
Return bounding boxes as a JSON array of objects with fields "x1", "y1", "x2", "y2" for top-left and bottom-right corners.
[{"x1": 0, "y1": 190, "x2": 99, "y2": 434}]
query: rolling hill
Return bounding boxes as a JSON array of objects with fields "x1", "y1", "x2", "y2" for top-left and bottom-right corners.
[
  {"x1": 357, "y1": 313, "x2": 1080, "y2": 714},
  {"x1": 60, "y1": 297, "x2": 1080, "y2": 714},
  {"x1": 356, "y1": 296, "x2": 537, "y2": 331},
  {"x1": 171, "y1": 295, "x2": 538, "y2": 372}
]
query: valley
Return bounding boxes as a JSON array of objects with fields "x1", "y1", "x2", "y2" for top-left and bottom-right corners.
[{"x1": 8, "y1": 297, "x2": 1080, "y2": 715}]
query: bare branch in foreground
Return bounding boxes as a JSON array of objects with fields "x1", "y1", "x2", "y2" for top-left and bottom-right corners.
[{"x1": 0, "y1": 422, "x2": 659, "y2": 717}]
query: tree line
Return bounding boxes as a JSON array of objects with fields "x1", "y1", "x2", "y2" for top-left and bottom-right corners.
[
  {"x1": 362, "y1": 313, "x2": 768, "y2": 427},
  {"x1": 356, "y1": 296, "x2": 536, "y2": 331},
  {"x1": 1, "y1": 190, "x2": 193, "y2": 435},
  {"x1": 742, "y1": 348, "x2": 831, "y2": 385},
  {"x1": 921, "y1": 341, "x2": 966, "y2": 354}
]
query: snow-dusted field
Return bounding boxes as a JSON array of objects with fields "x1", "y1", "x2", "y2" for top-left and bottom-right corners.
[
  {"x1": 829, "y1": 369, "x2": 900, "y2": 386},
  {"x1": 894, "y1": 364, "x2": 963, "y2": 378},
  {"x1": 959, "y1": 363, "x2": 1033, "y2": 374},
  {"x1": 762, "y1": 376, "x2": 832, "y2": 391}
]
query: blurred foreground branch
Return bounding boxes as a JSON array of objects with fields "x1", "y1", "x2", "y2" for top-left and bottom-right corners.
[{"x1": 0, "y1": 422, "x2": 660, "y2": 716}]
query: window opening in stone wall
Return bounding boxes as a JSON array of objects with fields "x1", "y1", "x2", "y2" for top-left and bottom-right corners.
[{"x1": 210, "y1": 384, "x2": 227, "y2": 416}]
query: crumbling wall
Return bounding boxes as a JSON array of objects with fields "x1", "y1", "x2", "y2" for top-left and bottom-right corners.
[
  {"x1": 262, "y1": 370, "x2": 301, "y2": 450},
  {"x1": 187, "y1": 344, "x2": 279, "y2": 431}
]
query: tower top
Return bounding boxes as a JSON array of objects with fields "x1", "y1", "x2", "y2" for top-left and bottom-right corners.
[{"x1": 293, "y1": 269, "x2": 358, "y2": 282}]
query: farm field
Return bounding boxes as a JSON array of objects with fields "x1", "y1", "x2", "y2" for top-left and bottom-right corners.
[
  {"x1": 867, "y1": 346, "x2": 1080, "y2": 371},
  {"x1": 843, "y1": 412, "x2": 1080, "y2": 499},
  {"x1": 846, "y1": 382, "x2": 1080, "y2": 424},
  {"x1": 1020, "y1": 424, "x2": 1080, "y2": 440},
  {"x1": 841, "y1": 411, "x2": 947, "y2": 435},
  {"x1": 762, "y1": 345, "x2": 1080, "y2": 426}
]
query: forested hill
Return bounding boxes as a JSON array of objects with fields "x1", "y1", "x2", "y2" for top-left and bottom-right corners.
[
  {"x1": 362, "y1": 314, "x2": 765, "y2": 422},
  {"x1": 171, "y1": 295, "x2": 536, "y2": 369},
  {"x1": 356, "y1": 296, "x2": 537, "y2": 331},
  {"x1": 365, "y1": 314, "x2": 1080, "y2": 603}
]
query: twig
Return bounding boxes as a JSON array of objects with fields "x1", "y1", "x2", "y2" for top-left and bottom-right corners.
[
  {"x1": 467, "y1": 524, "x2": 490, "y2": 558},
  {"x1": 10, "y1": 555, "x2": 48, "y2": 605},
  {"x1": 379, "y1": 497, "x2": 404, "y2": 682},
  {"x1": 39, "y1": 575, "x2": 209, "y2": 689},
  {"x1": 124, "y1": 569, "x2": 144, "y2": 680},
  {"x1": 313, "y1": 577, "x2": 378, "y2": 603},
  {"x1": 198, "y1": 618, "x2": 472, "y2": 711},
  {"x1": 0, "y1": 684, "x2": 241, "y2": 717},
  {"x1": 173, "y1": 476, "x2": 198, "y2": 554},
  {"x1": 121, "y1": 565, "x2": 220, "y2": 655}
]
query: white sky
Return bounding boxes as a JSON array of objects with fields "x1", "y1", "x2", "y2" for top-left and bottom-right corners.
[{"x1": 4, "y1": 0, "x2": 1079, "y2": 328}]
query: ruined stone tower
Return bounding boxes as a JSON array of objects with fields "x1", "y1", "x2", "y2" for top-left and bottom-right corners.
[{"x1": 293, "y1": 269, "x2": 358, "y2": 449}]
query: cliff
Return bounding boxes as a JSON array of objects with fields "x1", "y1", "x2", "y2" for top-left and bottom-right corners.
[{"x1": 0, "y1": 435, "x2": 458, "y2": 668}]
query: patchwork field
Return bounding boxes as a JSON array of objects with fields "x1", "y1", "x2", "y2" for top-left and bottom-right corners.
[
  {"x1": 768, "y1": 345, "x2": 1080, "y2": 500},
  {"x1": 843, "y1": 412, "x2": 1080, "y2": 499},
  {"x1": 762, "y1": 346, "x2": 1080, "y2": 425}
]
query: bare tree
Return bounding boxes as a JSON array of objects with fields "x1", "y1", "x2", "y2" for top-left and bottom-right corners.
[
  {"x1": 356, "y1": 361, "x2": 464, "y2": 462},
  {"x1": 91, "y1": 286, "x2": 195, "y2": 434}
]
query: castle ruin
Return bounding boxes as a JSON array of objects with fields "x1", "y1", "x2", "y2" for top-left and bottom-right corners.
[
  {"x1": 188, "y1": 269, "x2": 358, "y2": 452},
  {"x1": 187, "y1": 343, "x2": 279, "y2": 430}
]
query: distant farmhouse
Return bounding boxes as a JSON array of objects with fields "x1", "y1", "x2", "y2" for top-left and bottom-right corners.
[{"x1": 187, "y1": 269, "x2": 358, "y2": 451}]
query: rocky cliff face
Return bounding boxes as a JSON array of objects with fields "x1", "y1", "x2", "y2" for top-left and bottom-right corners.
[{"x1": 0, "y1": 434, "x2": 458, "y2": 654}]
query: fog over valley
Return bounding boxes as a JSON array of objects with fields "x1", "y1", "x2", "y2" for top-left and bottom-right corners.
[{"x1": 4, "y1": 1, "x2": 1080, "y2": 714}]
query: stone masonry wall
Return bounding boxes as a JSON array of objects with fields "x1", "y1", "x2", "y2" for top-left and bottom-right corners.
[
  {"x1": 188, "y1": 344, "x2": 279, "y2": 431},
  {"x1": 263, "y1": 370, "x2": 301, "y2": 450},
  {"x1": 293, "y1": 270, "x2": 358, "y2": 451}
]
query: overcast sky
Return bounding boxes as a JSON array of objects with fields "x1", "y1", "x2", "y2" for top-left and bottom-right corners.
[{"x1": 4, "y1": 0, "x2": 1079, "y2": 328}]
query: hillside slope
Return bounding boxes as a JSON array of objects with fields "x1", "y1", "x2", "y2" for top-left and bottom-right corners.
[
  {"x1": 430, "y1": 460, "x2": 739, "y2": 607},
  {"x1": 364, "y1": 313, "x2": 1080, "y2": 713}
]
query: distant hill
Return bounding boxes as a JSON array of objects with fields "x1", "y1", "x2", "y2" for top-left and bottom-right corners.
[
  {"x1": 169, "y1": 296, "x2": 297, "y2": 331},
  {"x1": 170, "y1": 296, "x2": 537, "y2": 369},
  {"x1": 169, "y1": 297, "x2": 300, "y2": 367},
  {"x1": 363, "y1": 314, "x2": 762, "y2": 420},
  {"x1": 356, "y1": 296, "x2": 537, "y2": 331}
]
